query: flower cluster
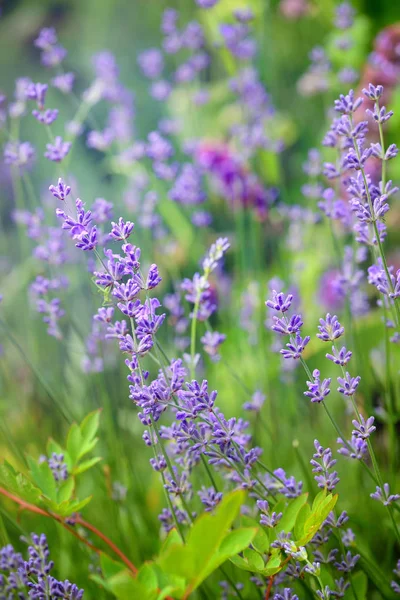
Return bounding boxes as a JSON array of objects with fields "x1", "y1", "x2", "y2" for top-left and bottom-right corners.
[{"x1": 0, "y1": 534, "x2": 84, "y2": 599}]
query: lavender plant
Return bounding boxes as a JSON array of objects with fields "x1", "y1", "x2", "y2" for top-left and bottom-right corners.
[{"x1": 0, "y1": 2, "x2": 400, "y2": 599}]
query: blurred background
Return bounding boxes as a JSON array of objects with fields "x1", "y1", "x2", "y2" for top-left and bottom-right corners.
[{"x1": 1, "y1": 0, "x2": 400, "y2": 597}]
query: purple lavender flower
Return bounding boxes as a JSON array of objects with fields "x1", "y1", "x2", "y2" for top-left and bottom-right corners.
[
  {"x1": 243, "y1": 390, "x2": 266, "y2": 412},
  {"x1": 49, "y1": 178, "x2": 71, "y2": 202},
  {"x1": 337, "y1": 435, "x2": 367, "y2": 460},
  {"x1": 334, "y1": 551, "x2": 360, "y2": 573},
  {"x1": 4, "y1": 141, "x2": 35, "y2": 169},
  {"x1": 370, "y1": 483, "x2": 400, "y2": 506},
  {"x1": 337, "y1": 372, "x2": 361, "y2": 396},
  {"x1": 110, "y1": 217, "x2": 134, "y2": 241},
  {"x1": 26, "y1": 82, "x2": 48, "y2": 109},
  {"x1": 352, "y1": 415, "x2": 376, "y2": 439},
  {"x1": 51, "y1": 72, "x2": 75, "y2": 94},
  {"x1": 317, "y1": 314, "x2": 345, "y2": 342},
  {"x1": 169, "y1": 163, "x2": 206, "y2": 205},
  {"x1": 311, "y1": 440, "x2": 339, "y2": 491},
  {"x1": 150, "y1": 80, "x2": 172, "y2": 101},
  {"x1": 200, "y1": 331, "x2": 226, "y2": 362},
  {"x1": 32, "y1": 108, "x2": 59, "y2": 125},
  {"x1": 138, "y1": 48, "x2": 164, "y2": 79},
  {"x1": 34, "y1": 27, "x2": 57, "y2": 49},
  {"x1": 48, "y1": 453, "x2": 68, "y2": 482},
  {"x1": 326, "y1": 345, "x2": 352, "y2": 366},
  {"x1": 272, "y1": 314, "x2": 303, "y2": 335},
  {"x1": 304, "y1": 369, "x2": 331, "y2": 403},
  {"x1": 334, "y1": 90, "x2": 363, "y2": 115},
  {"x1": 280, "y1": 332, "x2": 310, "y2": 360},
  {"x1": 45, "y1": 136, "x2": 71, "y2": 162},
  {"x1": 196, "y1": 0, "x2": 219, "y2": 7},
  {"x1": 266, "y1": 290, "x2": 293, "y2": 313},
  {"x1": 146, "y1": 131, "x2": 174, "y2": 162},
  {"x1": 198, "y1": 487, "x2": 223, "y2": 511},
  {"x1": 334, "y1": 2, "x2": 355, "y2": 29}
]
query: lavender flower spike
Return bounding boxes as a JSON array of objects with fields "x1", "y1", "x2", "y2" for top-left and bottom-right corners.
[
  {"x1": 337, "y1": 372, "x2": 361, "y2": 397},
  {"x1": 370, "y1": 483, "x2": 400, "y2": 506},
  {"x1": 280, "y1": 332, "x2": 310, "y2": 360},
  {"x1": 266, "y1": 290, "x2": 293, "y2": 313},
  {"x1": 317, "y1": 314, "x2": 345, "y2": 342},
  {"x1": 49, "y1": 178, "x2": 71, "y2": 201},
  {"x1": 110, "y1": 217, "x2": 134, "y2": 241},
  {"x1": 304, "y1": 369, "x2": 331, "y2": 403}
]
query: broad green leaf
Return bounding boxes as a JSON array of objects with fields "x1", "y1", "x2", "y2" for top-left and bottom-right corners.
[
  {"x1": 57, "y1": 478, "x2": 74, "y2": 503},
  {"x1": 230, "y1": 554, "x2": 258, "y2": 573},
  {"x1": 218, "y1": 527, "x2": 257, "y2": 557},
  {"x1": 262, "y1": 552, "x2": 282, "y2": 576},
  {"x1": 160, "y1": 528, "x2": 184, "y2": 553},
  {"x1": 15, "y1": 474, "x2": 42, "y2": 505},
  {"x1": 243, "y1": 548, "x2": 264, "y2": 571},
  {"x1": 158, "y1": 490, "x2": 246, "y2": 596},
  {"x1": 252, "y1": 526, "x2": 269, "y2": 554},
  {"x1": 276, "y1": 493, "x2": 308, "y2": 534},
  {"x1": 79, "y1": 410, "x2": 101, "y2": 460},
  {"x1": 66, "y1": 424, "x2": 83, "y2": 466},
  {"x1": 298, "y1": 494, "x2": 338, "y2": 545},
  {"x1": 137, "y1": 563, "x2": 158, "y2": 593},
  {"x1": 72, "y1": 456, "x2": 102, "y2": 475},
  {"x1": 312, "y1": 489, "x2": 327, "y2": 512},
  {"x1": 294, "y1": 503, "x2": 311, "y2": 542},
  {"x1": 107, "y1": 570, "x2": 155, "y2": 600},
  {"x1": 27, "y1": 457, "x2": 57, "y2": 502},
  {"x1": 100, "y1": 553, "x2": 125, "y2": 579}
]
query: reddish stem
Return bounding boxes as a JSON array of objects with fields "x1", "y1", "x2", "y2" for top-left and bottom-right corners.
[
  {"x1": 265, "y1": 575, "x2": 275, "y2": 600},
  {"x1": 73, "y1": 514, "x2": 137, "y2": 575},
  {"x1": 0, "y1": 487, "x2": 136, "y2": 574}
]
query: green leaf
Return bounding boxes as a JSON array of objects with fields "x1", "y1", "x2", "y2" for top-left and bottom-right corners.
[
  {"x1": 262, "y1": 551, "x2": 282, "y2": 576},
  {"x1": 137, "y1": 563, "x2": 158, "y2": 593},
  {"x1": 243, "y1": 548, "x2": 264, "y2": 571},
  {"x1": 217, "y1": 527, "x2": 257, "y2": 560},
  {"x1": 276, "y1": 493, "x2": 308, "y2": 534},
  {"x1": 66, "y1": 424, "x2": 83, "y2": 466},
  {"x1": 230, "y1": 554, "x2": 258, "y2": 573},
  {"x1": 0, "y1": 463, "x2": 41, "y2": 505},
  {"x1": 311, "y1": 489, "x2": 327, "y2": 513},
  {"x1": 72, "y1": 456, "x2": 102, "y2": 476},
  {"x1": 158, "y1": 490, "x2": 246, "y2": 596},
  {"x1": 100, "y1": 553, "x2": 125, "y2": 579},
  {"x1": 57, "y1": 478, "x2": 74, "y2": 503},
  {"x1": 160, "y1": 528, "x2": 184, "y2": 554},
  {"x1": 252, "y1": 526, "x2": 269, "y2": 554},
  {"x1": 27, "y1": 457, "x2": 57, "y2": 502},
  {"x1": 294, "y1": 503, "x2": 311, "y2": 542}
]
